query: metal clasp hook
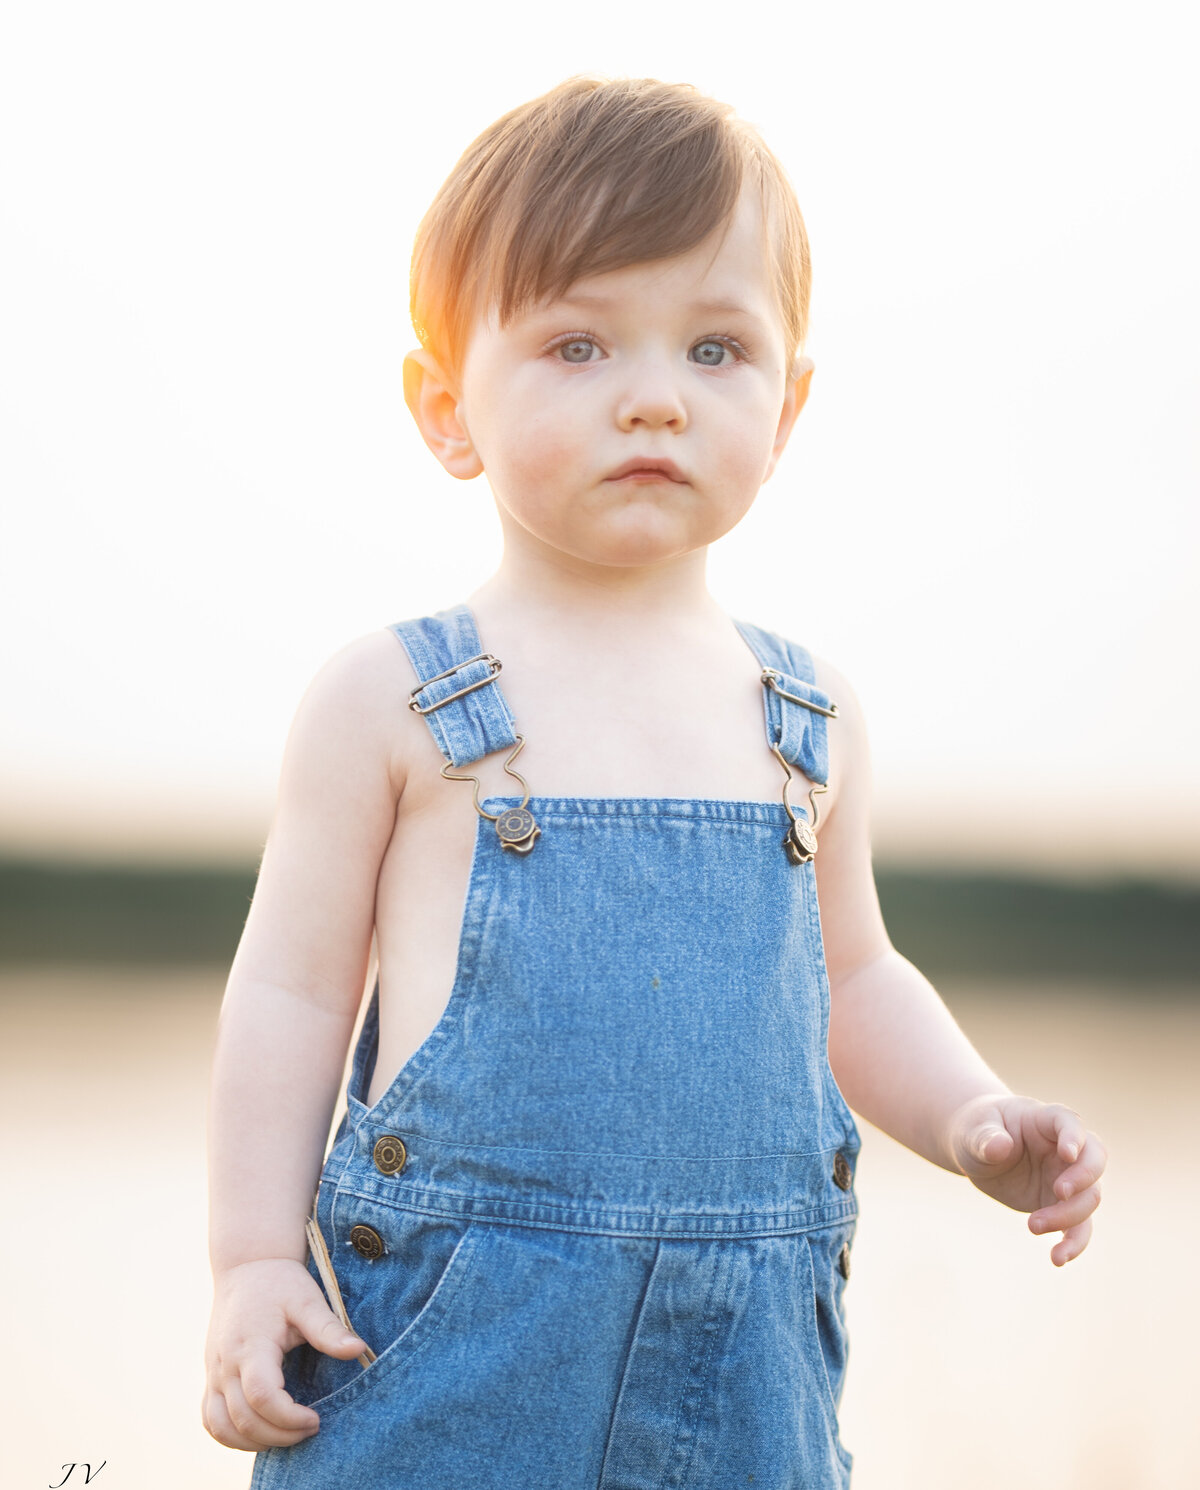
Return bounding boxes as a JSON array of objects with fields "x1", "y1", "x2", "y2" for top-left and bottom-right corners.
[
  {"x1": 441, "y1": 735, "x2": 541, "y2": 854},
  {"x1": 771, "y1": 744, "x2": 827, "y2": 865}
]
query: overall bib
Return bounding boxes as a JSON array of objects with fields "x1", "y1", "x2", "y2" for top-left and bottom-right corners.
[{"x1": 252, "y1": 606, "x2": 861, "y2": 1490}]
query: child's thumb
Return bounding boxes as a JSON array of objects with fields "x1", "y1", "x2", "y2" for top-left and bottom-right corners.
[
  {"x1": 969, "y1": 1123, "x2": 1014, "y2": 1166},
  {"x1": 295, "y1": 1297, "x2": 367, "y2": 1358}
]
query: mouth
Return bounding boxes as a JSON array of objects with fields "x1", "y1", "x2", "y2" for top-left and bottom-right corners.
[{"x1": 605, "y1": 458, "x2": 687, "y2": 484}]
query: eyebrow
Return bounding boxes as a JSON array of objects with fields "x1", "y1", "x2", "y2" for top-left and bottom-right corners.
[{"x1": 553, "y1": 292, "x2": 766, "y2": 321}]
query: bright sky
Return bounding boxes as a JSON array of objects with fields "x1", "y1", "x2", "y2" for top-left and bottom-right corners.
[{"x1": 2, "y1": 2, "x2": 1197, "y2": 875}]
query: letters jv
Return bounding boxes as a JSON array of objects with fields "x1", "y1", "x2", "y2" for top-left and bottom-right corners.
[{"x1": 50, "y1": 1465, "x2": 106, "y2": 1488}]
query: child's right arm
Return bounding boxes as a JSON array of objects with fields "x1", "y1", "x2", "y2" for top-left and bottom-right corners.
[{"x1": 203, "y1": 631, "x2": 409, "y2": 1451}]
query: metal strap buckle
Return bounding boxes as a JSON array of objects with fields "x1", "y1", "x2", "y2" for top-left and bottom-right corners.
[
  {"x1": 760, "y1": 667, "x2": 839, "y2": 719},
  {"x1": 408, "y1": 653, "x2": 503, "y2": 715}
]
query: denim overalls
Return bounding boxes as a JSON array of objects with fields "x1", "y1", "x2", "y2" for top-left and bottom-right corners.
[{"x1": 252, "y1": 605, "x2": 861, "y2": 1489}]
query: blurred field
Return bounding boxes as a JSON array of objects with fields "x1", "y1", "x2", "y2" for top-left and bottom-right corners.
[
  {"x1": 3, "y1": 856, "x2": 1199, "y2": 982},
  {"x1": 1, "y1": 966, "x2": 1197, "y2": 1489}
]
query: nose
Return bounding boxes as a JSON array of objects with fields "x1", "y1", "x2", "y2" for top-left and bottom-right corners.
[{"x1": 614, "y1": 356, "x2": 688, "y2": 433}]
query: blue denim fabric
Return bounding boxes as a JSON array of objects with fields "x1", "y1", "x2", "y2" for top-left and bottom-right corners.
[{"x1": 252, "y1": 606, "x2": 860, "y2": 1489}]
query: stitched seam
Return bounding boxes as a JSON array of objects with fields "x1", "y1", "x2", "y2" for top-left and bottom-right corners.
[
  {"x1": 327, "y1": 1188, "x2": 858, "y2": 1240},
  {"x1": 660, "y1": 1244, "x2": 728, "y2": 1490},
  {"x1": 595, "y1": 1238, "x2": 663, "y2": 1490}
]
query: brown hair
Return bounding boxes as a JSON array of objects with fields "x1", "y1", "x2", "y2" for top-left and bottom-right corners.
[{"x1": 410, "y1": 77, "x2": 811, "y2": 377}]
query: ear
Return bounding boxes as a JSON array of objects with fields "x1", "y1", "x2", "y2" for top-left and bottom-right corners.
[
  {"x1": 402, "y1": 348, "x2": 484, "y2": 480},
  {"x1": 762, "y1": 357, "x2": 814, "y2": 484}
]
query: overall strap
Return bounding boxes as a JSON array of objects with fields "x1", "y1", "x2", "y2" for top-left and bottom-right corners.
[
  {"x1": 734, "y1": 620, "x2": 836, "y2": 786},
  {"x1": 390, "y1": 604, "x2": 520, "y2": 768}
]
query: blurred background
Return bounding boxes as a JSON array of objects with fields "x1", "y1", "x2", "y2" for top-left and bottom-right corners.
[{"x1": 2, "y1": 2, "x2": 1196, "y2": 1487}]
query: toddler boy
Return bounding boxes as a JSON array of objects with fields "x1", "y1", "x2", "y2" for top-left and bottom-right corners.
[{"x1": 205, "y1": 77, "x2": 1106, "y2": 1486}]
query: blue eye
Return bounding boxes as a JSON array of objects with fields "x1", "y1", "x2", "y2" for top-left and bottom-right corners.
[
  {"x1": 556, "y1": 337, "x2": 598, "y2": 364},
  {"x1": 690, "y1": 338, "x2": 733, "y2": 366}
]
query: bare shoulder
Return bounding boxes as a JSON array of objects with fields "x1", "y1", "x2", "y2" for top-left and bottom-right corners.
[
  {"x1": 808, "y1": 654, "x2": 869, "y2": 749},
  {"x1": 228, "y1": 629, "x2": 426, "y2": 1006},
  {"x1": 282, "y1": 626, "x2": 429, "y2": 800},
  {"x1": 805, "y1": 653, "x2": 872, "y2": 826}
]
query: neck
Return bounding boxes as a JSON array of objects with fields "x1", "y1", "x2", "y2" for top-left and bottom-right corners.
[{"x1": 471, "y1": 536, "x2": 726, "y2": 639}]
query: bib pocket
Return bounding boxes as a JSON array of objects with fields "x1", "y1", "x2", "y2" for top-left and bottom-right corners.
[{"x1": 283, "y1": 1201, "x2": 488, "y2": 1421}]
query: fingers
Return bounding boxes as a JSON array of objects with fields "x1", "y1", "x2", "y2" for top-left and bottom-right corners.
[
  {"x1": 1049, "y1": 1217, "x2": 1093, "y2": 1267},
  {"x1": 1029, "y1": 1180, "x2": 1102, "y2": 1237},
  {"x1": 240, "y1": 1347, "x2": 322, "y2": 1435},
  {"x1": 1055, "y1": 1132, "x2": 1108, "y2": 1202},
  {"x1": 203, "y1": 1325, "x2": 323, "y2": 1451},
  {"x1": 1035, "y1": 1103, "x2": 1088, "y2": 1165},
  {"x1": 220, "y1": 1373, "x2": 319, "y2": 1449},
  {"x1": 1030, "y1": 1155, "x2": 1102, "y2": 1268},
  {"x1": 202, "y1": 1379, "x2": 317, "y2": 1453},
  {"x1": 1035, "y1": 1107, "x2": 1108, "y2": 1182},
  {"x1": 203, "y1": 1386, "x2": 262, "y2": 1452}
]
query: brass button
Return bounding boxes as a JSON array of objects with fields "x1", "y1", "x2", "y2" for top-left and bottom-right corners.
[
  {"x1": 373, "y1": 1134, "x2": 408, "y2": 1176},
  {"x1": 832, "y1": 1152, "x2": 853, "y2": 1191},
  {"x1": 838, "y1": 1242, "x2": 851, "y2": 1280},
  {"x1": 349, "y1": 1224, "x2": 385, "y2": 1261}
]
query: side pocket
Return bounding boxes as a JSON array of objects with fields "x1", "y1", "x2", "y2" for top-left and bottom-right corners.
[{"x1": 299, "y1": 1201, "x2": 487, "y2": 1420}]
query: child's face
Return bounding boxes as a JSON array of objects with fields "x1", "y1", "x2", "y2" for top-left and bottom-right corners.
[{"x1": 408, "y1": 188, "x2": 810, "y2": 574}]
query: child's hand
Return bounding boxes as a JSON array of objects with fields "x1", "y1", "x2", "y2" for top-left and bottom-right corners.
[
  {"x1": 946, "y1": 1094, "x2": 1107, "y2": 1266},
  {"x1": 202, "y1": 1257, "x2": 368, "y2": 1451}
]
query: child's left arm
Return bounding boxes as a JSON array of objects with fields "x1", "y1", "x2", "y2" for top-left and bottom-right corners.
[{"x1": 814, "y1": 665, "x2": 1107, "y2": 1266}]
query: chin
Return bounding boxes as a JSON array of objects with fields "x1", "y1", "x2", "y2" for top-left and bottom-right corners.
[
  {"x1": 568, "y1": 512, "x2": 716, "y2": 567},
  {"x1": 570, "y1": 532, "x2": 696, "y2": 568}
]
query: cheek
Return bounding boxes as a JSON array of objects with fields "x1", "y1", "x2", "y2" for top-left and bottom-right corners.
[
  {"x1": 711, "y1": 405, "x2": 781, "y2": 491},
  {"x1": 487, "y1": 408, "x2": 580, "y2": 496}
]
